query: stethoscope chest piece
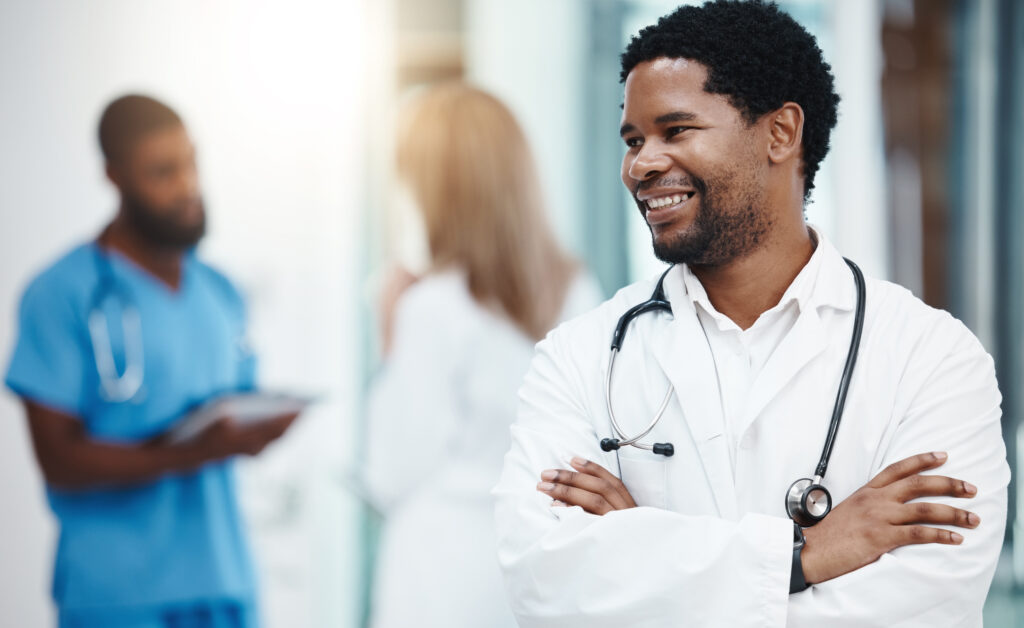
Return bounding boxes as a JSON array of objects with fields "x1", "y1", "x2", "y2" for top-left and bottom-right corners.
[{"x1": 786, "y1": 477, "x2": 832, "y2": 527}]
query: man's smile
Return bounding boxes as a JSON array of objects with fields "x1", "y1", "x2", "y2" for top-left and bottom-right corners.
[{"x1": 640, "y1": 191, "x2": 697, "y2": 225}]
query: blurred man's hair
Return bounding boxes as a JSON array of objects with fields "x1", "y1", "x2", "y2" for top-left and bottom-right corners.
[
  {"x1": 620, "y1": 0, "x2": 840, "y2": 199},
  {"x1": 98, "y1": 94, "x2": 182, "y2": 164}
]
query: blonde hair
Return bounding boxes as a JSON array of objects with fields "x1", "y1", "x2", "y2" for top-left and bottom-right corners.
[{"x1": 396, "y1": 83, "x2": 577, "y2": 340}]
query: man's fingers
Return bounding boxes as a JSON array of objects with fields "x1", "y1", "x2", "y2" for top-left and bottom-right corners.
[
  {"x1": 891, "y1": 474, "x2": 978, "y2": 501},
  {"x1": 539, "y1": 469, "x2": 631, "y2": 510},
  {"x1": 569, "y1": 457, "x2": 637, "y2": 507},
  {"x1": 868, "y1": 452, "x2": 948, "y2": 488},
  {"x1": 898, "y1": 525, "x2": 965, "y2": 546},
  {"x1": 896, "y1": 502, "x2": 981, "y2": 528},
  {"x1": 536, "y1": 481, "x2": 612, "y2": 515}
]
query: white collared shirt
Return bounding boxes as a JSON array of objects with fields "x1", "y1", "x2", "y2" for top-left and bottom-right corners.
[{"x1": 680, "y1": 239, "x2": 825, "y2": 472}]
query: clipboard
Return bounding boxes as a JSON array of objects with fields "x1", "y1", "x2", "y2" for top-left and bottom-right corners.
[{"x1": 166, "y1": 392, "x2": 315, "y2": 444}]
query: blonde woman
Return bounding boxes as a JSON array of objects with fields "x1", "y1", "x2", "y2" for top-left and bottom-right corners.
[{"x1": 363, "y1": 84, "x2": 601, "y2": 628}]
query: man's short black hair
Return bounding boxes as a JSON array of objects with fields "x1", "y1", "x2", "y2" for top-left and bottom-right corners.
[
  {"x1": 98, "y1": 94, "x2": 182, "y2": 164},
  {"x1": 620, "y1": 0, "x2": 839, "y2": 199}
]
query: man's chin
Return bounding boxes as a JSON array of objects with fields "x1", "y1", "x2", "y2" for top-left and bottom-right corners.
[{"x1": 651, "y1": 232, "x2": 712, "y2": 266}]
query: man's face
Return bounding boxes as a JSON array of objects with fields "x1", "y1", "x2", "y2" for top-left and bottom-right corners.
[
  {"x1": 114, "y1": 123, "x2": 205, "y2": 249},
  {"x1": 620, "y1": 58, "x2": 772, "y2": 267}
]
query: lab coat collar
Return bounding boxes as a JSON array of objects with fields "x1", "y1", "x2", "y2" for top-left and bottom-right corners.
[
  {"x1": 654, "y1": 267, "x2": 739, "y2": 520},
  {"x1": 807, "y1": 228, "x2": 858, "y2": 314}
]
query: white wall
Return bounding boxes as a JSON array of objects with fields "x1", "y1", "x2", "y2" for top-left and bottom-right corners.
[
  {"x1": 0, "y1": 2, "x2": 369, "y2": 626},
  {"x1": 464, "y1": 0, "x2": 589, "y2": 257}
]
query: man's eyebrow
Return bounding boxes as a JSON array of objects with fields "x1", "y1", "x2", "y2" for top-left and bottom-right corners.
[
  {"x1": 620, "y1": 111, "x2": 700, "y2": 137},
  {"x1": 654, "y1": 111, "x2": 698, "y2": 125}
]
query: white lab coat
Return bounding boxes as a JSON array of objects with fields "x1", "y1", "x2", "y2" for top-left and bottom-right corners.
[
  {"x1": 364, "y1": 268, "x2": 602, "y2": 628},
  {"x1": 494, "y1": 233, "x2": 1009, "y2": 628}
]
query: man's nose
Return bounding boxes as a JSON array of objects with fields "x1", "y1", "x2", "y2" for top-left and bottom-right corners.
[{"x1": 627, "y1": 142, "x2": 672, "y2": 182}]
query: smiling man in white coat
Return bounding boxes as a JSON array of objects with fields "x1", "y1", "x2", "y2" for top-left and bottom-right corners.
[{"x1": 493, "y1": 1, "x2": 1009, "y2": 626}]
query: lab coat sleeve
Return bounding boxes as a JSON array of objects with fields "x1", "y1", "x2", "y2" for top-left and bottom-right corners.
[
  {"x1": 787, "y1": 315, "x2": 1009, "y2": 627},
  {"x1": 362, "y1": 281, "x2": 464, "y2": 512},
  {"x1": 494, "y1": 328, "x2": 794, "y2": 628}
]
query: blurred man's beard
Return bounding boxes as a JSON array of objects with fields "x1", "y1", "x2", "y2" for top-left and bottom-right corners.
[{"x1": 122, "y1": 194, "x2": 206, "y2": 249}]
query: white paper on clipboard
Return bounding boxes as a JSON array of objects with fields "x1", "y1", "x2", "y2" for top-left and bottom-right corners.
[{"x1": 167, "y1": 392, "x2": 315, "y2": 444}]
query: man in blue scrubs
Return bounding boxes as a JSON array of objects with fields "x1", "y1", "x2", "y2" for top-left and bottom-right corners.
[{"x1": 6, "y1": 94, "x2": 296, "y2": 627}]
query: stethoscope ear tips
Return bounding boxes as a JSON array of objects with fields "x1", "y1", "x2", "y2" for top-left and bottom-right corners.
[
  {"x1": 600, "y1": 438, "x2": 622, "y2": 452},
  {"x1": 652, "y1": 443, "x2": 674, "y2": 457}
]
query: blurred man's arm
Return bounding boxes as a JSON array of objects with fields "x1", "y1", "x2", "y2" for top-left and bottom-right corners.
[{"x1": 23, "y1": 399, "x2": 295, "y2": 490}]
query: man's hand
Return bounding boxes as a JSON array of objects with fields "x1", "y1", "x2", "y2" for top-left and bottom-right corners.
[
  {"x1": 22, "y1": 401, "x2": 298, "y2": 490},
  {"x1": 536, "y1": 457, "x2": 636, "y2": 514},
  {"x1": 192, "y1": 412, "x2": 299, "y2": 461},
  {"x1": 801, "y1": 451, "x2": 979, "y2": 584}
]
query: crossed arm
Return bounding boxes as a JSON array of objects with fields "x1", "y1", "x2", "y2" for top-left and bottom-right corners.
[
  {"x1": 496, "y1": 320, "x2": 1008, "y2": 627},
  {"x1": 537, "y1": 451, "x2": 979, "y2": 585}
]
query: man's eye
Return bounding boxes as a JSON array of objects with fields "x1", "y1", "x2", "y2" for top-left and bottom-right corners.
[
  {"x1": 667, "y1": 126, "x2": 692, "y2": 138},
  {"x1": 624, "y1": 137, "x2": 643, "y2": 148}
]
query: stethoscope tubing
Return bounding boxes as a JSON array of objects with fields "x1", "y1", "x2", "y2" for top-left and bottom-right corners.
[
  {"x1": 814, "y1": 258, "x2": 866, "y2": 479},
  {"x1": 89, "y1": 245, "x2": 145, "y2": 402},
  {"x1": 603, "y1": 258, "x2": 865, "y2": 482},
  {"x1": 604, "y1": 348, "x2": 675, "y2": 449}
]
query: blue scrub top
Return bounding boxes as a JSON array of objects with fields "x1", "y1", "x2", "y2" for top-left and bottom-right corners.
[{"x1": 5, "y1": 243, "x2": 259, "y2": 618}]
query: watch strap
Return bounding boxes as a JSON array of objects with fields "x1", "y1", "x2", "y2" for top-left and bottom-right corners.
[{"x1": 790, "y1": 523, "x2": 809, "y2": 594}]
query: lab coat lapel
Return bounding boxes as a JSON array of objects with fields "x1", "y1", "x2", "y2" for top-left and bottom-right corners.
[
  {"x1": 738, "y1": 306, "x2": 827, "y2": 438},
  {"x1": 652, "y1": 276, "x2": 738, "y2": 520}
]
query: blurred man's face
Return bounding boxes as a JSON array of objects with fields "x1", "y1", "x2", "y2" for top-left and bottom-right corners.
[
  {"x1": 116, "y1": 123, "x2": 205, "y2": 249},
  {"x1": 619, "y1": 57, "x2": 771, "y2": 267}
]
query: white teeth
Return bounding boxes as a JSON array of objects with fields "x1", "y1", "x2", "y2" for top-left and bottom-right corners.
[{"x1": 647, "y1": 194, "x2": 691, "y2": 209}]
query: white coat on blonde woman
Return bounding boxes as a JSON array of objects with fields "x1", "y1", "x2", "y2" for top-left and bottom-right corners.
[
  {"x1": 364, "y1": 269, "x2": 601, "y2": 628},
  {"x1": 362, "y1": 82, "x2": 603, "y2": 628}
]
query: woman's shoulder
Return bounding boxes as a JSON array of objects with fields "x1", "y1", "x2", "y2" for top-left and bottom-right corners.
[
  {"x1": 558, "y1": 270, "x2": 605, "y2": 323},
  {"x1": 393, "y1": 269, "x2": 478, "y2": 333}
]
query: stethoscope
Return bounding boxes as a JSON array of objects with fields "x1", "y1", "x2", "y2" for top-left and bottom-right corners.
[
  {"x1": 600, "y1": 258, "x2": 866, "y2": 527},
  {"x1": 87, "y1": 245, "x2": 145, "y2": 403}
]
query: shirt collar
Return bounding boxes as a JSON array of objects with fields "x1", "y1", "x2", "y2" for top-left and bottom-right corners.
[{"x1": 668, "y1": 226, "x2": 856, "y2": 327}]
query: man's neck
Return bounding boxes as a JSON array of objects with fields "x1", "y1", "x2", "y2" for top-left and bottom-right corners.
[
  {"x1": 690, "y1": 224, "x2": 816, "y2": 330},
  {"x1": 100, "y1": 214, "x2": 185, "y2": 291}
]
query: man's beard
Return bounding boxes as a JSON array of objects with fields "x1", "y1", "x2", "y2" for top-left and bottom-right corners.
[
  {"x1": 640, "y1": 175, "x2": 771, "y2": 267},
  {"x1": 122, "y1": 193, "x2": 206, "y2": 249}
]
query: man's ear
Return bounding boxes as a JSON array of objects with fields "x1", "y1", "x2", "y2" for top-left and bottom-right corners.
[
  {"x1": 767, "y1": 102, "x2": 804, "y2": 165},
  {"x1": 105, "y1": 162, "x2": 123, "y2": 190}
]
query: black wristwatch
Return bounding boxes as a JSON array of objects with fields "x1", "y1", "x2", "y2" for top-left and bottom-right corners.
[{"x1": 790, "y1": 522, "x2": 810, "y2": 593}]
